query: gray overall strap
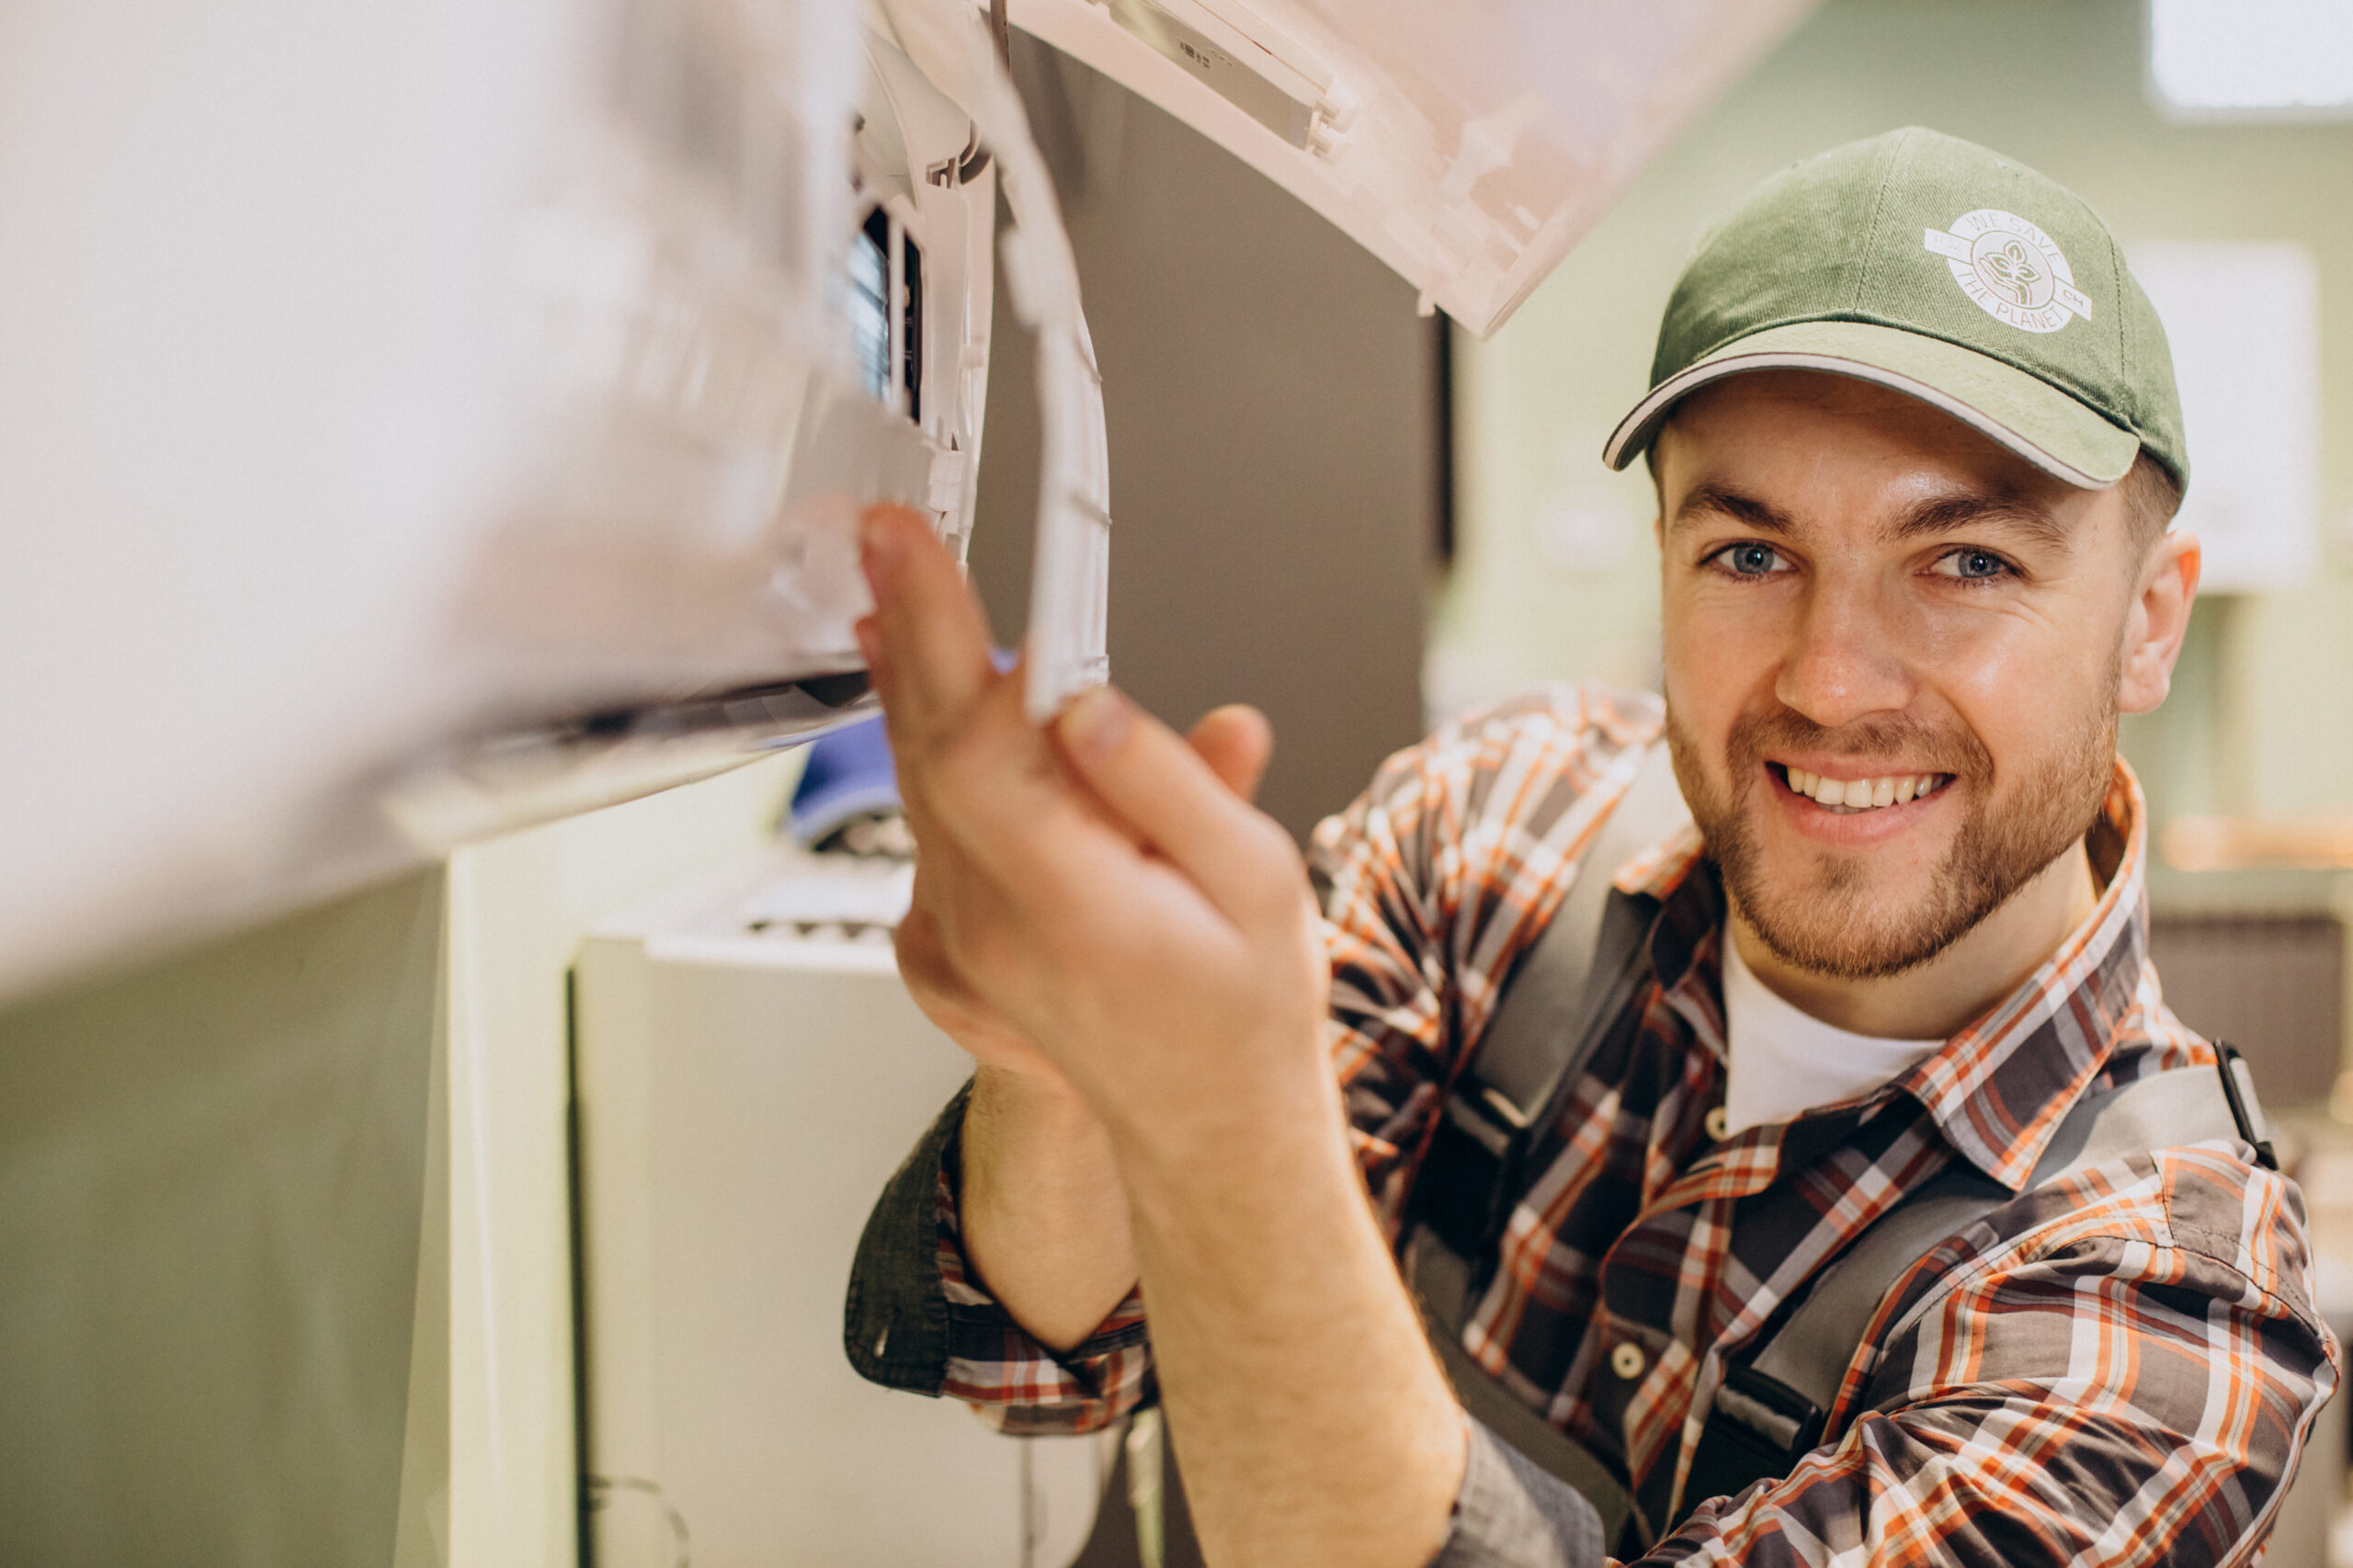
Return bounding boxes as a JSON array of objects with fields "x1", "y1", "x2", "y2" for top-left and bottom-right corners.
[
  {"x1": 1476, "y1": 739, "x2": 1688, "y2": 1120},
  {"x1": 1691, "y1": 1051, "x2": 2275, "y2": 1498},
  {"x1": 1405, "y1": 738, "x2": 1687, "y2": 1552},
  {"x1": 1409, "y1": 739, "x2": 1686, "y2": 1296},
  {"x1": 1413, "y1": 1235, "x2": 1642, "y2": 1550}
]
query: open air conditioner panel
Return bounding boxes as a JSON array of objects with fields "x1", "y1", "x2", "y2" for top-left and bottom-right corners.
[
  {"x1": 1007, "y1": 0, "x2": 1816, "y2": 337},
  {"x1": 0, "y1": 0, "x2": 1811, "y2": 1001}
]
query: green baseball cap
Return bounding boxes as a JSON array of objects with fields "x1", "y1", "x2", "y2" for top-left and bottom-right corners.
[{"x1": 1604, "y1": 127, "x2": 2187, "y2": 492}]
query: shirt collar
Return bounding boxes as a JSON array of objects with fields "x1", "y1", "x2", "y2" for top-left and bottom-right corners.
[
  {"x1": 1613, "y1": 809, "x2": 1701, "y2": 900},
  {"x1": 1607, "y1": 757, "x2": 2153, "y2": 1190}
]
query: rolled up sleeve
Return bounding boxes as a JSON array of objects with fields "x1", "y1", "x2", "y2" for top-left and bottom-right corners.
[{"x1": 843, "y1": 1078, "x2": 1155, "y2": 1434}]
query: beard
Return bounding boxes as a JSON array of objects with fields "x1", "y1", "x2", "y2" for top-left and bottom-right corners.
[{"x1": 1666, "y1": 694, "x2": 2117, "y2": 981}]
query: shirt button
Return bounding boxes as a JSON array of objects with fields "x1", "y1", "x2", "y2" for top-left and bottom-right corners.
[
  {"x1": 1610, "y1": 1341, "x2": 1647, "y2": 1380},
  {"x1": 1704, "y1": 1106, "x2": 1730, "y2": 1142}
]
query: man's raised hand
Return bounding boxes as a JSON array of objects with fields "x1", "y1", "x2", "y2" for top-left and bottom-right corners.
[
  {"x1": 855, "y1": 504, "x2": 1322, "y2": 1150},
  {"x1": 858, "y1": 506, "x2": 1279, "y2": 1098}
]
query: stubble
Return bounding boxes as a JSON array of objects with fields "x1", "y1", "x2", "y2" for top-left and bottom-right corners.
[{"x1": 1666, "y1": 697, "x2": 2116, "y2": 980}]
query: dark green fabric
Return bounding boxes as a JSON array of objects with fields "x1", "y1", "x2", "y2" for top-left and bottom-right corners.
[
  {"x1": 1625, "y1": 127, "x2": 2186, "y2": 488},
  {"x1": 842, "y1": 1078, "x2": 972, "y2": 1395}
]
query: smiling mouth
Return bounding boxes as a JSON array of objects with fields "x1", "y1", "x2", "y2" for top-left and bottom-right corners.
[{"x1": 1770, "y1": 763, "x2": 1953, "y2": 814}]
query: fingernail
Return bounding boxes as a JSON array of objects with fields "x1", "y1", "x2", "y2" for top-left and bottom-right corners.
[
  {"x1": 1060, "y1": 685, "x2": 1131, "y2": 759},
  {"x1": 859, "y1": 508, "x2": 904, "y2": 593}
]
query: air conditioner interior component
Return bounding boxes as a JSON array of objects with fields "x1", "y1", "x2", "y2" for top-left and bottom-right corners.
[
  {"x1": 880, "y1": 0, "x2": 1113, "y2": 720},
  {"x1": 1008, "y1": 0, "x2": 1818, "y2": 337},
  {"x1": 573, "y1": 850, "x2": 1106, "y2": 1566},
  {"x1": 430, "y1": 0, "x2": 1006, "y2": 755}
]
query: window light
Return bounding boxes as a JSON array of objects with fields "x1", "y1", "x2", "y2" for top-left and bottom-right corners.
[{"x1": 2149, "y1": 0, "x2": 2353, "y2": 115}]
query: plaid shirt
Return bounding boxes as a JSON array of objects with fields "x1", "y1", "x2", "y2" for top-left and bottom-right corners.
[{"x1": 901, "y1": 683, "x2": 2337, "y2": 1565}]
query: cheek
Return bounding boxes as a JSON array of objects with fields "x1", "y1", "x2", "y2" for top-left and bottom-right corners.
[
  {"x1": 1911, "y1": 602, "x2": 2119, "y2": 762},
  {"x1": 1661, "y1": 585, "x2": 1787, "y2": 728}
]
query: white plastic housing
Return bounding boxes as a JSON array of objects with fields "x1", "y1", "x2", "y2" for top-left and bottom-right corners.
[
  {"x1": 1010, "y1": 0, "x2": 1816, "y2": 337},
  {"x1": 572, "y1": 855, "x2": 1105, "y2": 1566},
  {"x1": 0, "y1": 0, "x2": 997, "y2": 997}
]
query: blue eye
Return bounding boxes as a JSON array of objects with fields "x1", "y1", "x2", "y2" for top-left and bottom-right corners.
[
  {"x1": 1933, "y1": 548, "x2": 2013, "y2": 582},
  {"x1": 1718, "y1": 542, "x2": 1785, "y2": 577}
]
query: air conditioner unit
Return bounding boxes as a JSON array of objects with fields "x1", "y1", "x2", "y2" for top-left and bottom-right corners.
[{"x1": 0, "y1": 0, "x2": 1811, "y2": 999}]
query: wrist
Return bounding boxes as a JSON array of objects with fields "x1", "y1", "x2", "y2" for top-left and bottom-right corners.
[
  {"x1": 961, "y1": 1062, "x2": 1138, "y2": 1352},
  {"x1": 963, "y1": 1062, "x2": 1120, "y2": 1203},
  {"x1": 971, "y1": 1059, "x2": 1094, "y2": 1126},
  {"x1": 1110, "y1": 1060, "x2": 1358, "y2": 1233}
]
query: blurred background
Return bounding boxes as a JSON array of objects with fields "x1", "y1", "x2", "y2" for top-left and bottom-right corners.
[
  {"x1": 6, "y1": 2, "x2": 2353, "y2": 1565},
  {"x1": 980, "y1": 0, "x2": 2353, "y2": 1155}
]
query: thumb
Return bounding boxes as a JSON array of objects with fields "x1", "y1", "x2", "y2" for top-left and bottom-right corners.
[
  {"x1": 1188, "y1": 704, "x2": 1274, "y2": 802},
  {"x1": 1054, "y1": 686, "x2": 1298, "y2": 924}
]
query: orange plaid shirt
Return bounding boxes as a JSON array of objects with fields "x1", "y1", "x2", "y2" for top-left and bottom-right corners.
[{"x1": 930, "y1": 683, "x2": 2338, "y2": 1564}]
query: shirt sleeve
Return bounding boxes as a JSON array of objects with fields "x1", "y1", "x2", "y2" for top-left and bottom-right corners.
[
  {"x1": 935, "y1": 1153, "x2": 1156, "y2": 1435},
  {"x1": 839, "y1": 1076, "x2": 1154, "y2": 1436},
  {"x1": 1628, "y1": 1151, "x2": 2343, "y2": 1567},
  {"x1": 1433, "y1": 1415, "x2": 1610, "y2": 1568}
]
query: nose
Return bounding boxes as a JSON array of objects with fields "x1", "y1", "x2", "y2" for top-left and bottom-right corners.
[{"x1": 1773, "y1": 575, "x2": 1916, "y2": 730}]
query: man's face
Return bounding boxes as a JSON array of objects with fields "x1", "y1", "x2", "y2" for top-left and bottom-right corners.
[{"x1": 1655, "y1": 371, "x2": 2163, "y2": 980}]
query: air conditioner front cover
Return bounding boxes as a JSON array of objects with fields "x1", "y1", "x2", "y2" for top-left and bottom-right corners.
[{"x1": 1010, "y1": 0, "x2": 1815, "y2": 336}]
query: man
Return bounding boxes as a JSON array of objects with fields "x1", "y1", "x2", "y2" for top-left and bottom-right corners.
[{"x1": 842, "y1": 128, "x2": 2338, "y2": 1566}]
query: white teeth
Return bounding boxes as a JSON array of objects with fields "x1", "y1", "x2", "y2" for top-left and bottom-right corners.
[{"x1": 1784, "y1": 767, "x2": 1948, "y2": 812}]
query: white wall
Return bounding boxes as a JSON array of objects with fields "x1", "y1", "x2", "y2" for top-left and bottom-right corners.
[{"x1": 440, "y1": 753, "x2": 801, "y2": 1568}]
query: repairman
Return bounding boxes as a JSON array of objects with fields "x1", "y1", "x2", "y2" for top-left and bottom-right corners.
[{"x1": 844, "y1": 129, "x2": 2339, "y2": 1567}]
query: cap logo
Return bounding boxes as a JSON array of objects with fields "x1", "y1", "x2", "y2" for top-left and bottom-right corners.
[{"x1": 1922, "y1": 210, "x2": 2093, "y2": 334}]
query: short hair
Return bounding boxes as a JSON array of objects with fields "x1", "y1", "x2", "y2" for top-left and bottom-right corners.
[{"x1": 2121, "y1": 451, "x2": 2183, "y2": 558}]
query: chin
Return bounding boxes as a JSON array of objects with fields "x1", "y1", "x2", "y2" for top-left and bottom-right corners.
[
  {"x1": 1738, "y1": 870, "x2": 1964, "y2": 981},
  {"x1": 1665, "y1": 695, "x2": 2117, "y2": 986}
]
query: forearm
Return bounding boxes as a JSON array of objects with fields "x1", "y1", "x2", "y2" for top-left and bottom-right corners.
[
  {"x1": 1117, "y1": 1070, "x2": 1465, "y2": 1568},
  {"x1": 856, "y1": 509, "x2": 1465, "y2": 1560},
  {"x1": 960, "y1": 1063, "x2": 1138, "y2": 1351}
]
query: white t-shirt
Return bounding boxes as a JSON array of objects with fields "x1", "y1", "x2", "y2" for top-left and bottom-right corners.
[{"x1": 1719, "y1": 937, "x2": 1946, "y2": 1136}]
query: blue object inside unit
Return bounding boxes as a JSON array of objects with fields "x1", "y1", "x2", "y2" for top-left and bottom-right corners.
[{"x1": 788, "y1": 714, "x2": 901, "y2": 846}]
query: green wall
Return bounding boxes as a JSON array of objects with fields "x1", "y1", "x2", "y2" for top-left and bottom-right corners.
[
  {"x1": 0, "y1": 871, "x2": 443, "y2": 1567},
  {"x1": 1442, "y1": 0, "x2": 2353, "y2": 827}
]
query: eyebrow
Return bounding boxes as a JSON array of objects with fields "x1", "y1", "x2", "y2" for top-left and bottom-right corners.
[
  {"x1": 1671, "y1": 483, "x2": 1798, "y2": 536},
  {"x1": 1885, "y1": 493, "x2": 2073, "y2": 552},
  {"x1": 1670, "y1": 483, "x2": 2074, "y2": 553}
]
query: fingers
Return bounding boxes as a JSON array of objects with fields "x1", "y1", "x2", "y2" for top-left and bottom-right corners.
[
  {"x1": 858, "y1": 500, "x2": 1288, "y2": 984},
  {"x1": 1187, "y1": 704, "x2": 1275, "y2": 802},
  {"x1": 858, "y1": 502, "x2": 1077, "y2": 882},
  {"x1": 858, "y1": 505, "x2": 998, "y2": 756},
  {"x1": 881, "y1": 639, "x2": 1140, "y2": 926},
  {"x1": 1056, "y1": 687, "x2": 1298, "y2": 922}
]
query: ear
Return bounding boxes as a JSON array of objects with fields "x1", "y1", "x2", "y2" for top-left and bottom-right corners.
[{"x1": 2118, "y1": 528, "x2": 2200, "y2": 715}]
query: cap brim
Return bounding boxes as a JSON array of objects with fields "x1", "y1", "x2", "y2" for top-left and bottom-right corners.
[{"x1": 1602, "y1": 321, "x2": 2143, "y2": 489}]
